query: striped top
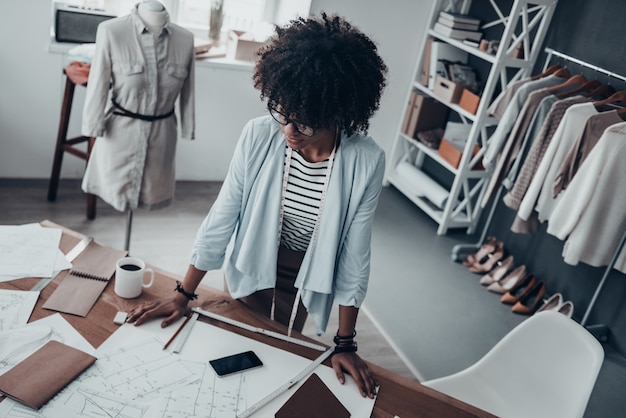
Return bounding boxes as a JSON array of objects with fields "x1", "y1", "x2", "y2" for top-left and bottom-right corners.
[{"x1": 280, "y1": 146, "x2": 330, "y2": 252}]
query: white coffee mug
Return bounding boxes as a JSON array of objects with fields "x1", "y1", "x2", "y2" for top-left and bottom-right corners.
[{"x1": 115, "y1": 257, "x2": 155, "y2": 298}]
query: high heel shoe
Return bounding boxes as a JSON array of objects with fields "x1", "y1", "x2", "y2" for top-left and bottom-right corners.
[
  {"x1": 512, "y1": 281, "x2": 547, "y2": 314},
  {"x1": 479, "y1": 255, "x2": 514, "y2": 285},
  {"x1": 558, "y1": 301, "x2": 574, "y2": 318},
  {"x1": 536, "y1": 293, "x2": 563, "y2": 313},
  {"x1": 535, "y1": 293, "x2": 574, "y2": 319},
  {"x1": 462, "y1": 236, "x2": 497, "y2": 267},
  {"x1": 501, "y1": 274, "x2": 537, "y2": 305},
  {"x1": 469, "y1": 241, "x2": 505, "y2": 274},
  {"x1": 487, "y1": 265, "x2": 527, "y2": 294}
]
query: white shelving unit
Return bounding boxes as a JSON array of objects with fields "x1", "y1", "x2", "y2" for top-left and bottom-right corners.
[{"x1": 385, "y1": 0, "x2": 559, "y2": 235}]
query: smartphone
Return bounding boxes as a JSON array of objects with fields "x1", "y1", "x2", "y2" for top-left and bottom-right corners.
[{"x1": 209, "y1": 350, "x2": 263, "y2": 377}]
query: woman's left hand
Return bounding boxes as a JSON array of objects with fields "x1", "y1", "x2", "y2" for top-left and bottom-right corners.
[{"x1": 331, "y1": 352, "x2": 378, "y2": 398}]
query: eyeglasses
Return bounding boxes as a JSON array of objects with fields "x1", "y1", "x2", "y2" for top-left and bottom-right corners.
[{"x1": 268, "y1": 106, "x2": 315, "y2": 136}]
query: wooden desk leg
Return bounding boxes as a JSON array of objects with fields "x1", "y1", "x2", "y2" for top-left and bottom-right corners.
[{"x1": 48, "y1": 77, "x2": 76, "y2": 202}]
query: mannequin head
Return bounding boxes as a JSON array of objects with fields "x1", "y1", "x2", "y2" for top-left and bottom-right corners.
[{"x1": 137, "y1": 0, "x2": 167, "y2": 32}]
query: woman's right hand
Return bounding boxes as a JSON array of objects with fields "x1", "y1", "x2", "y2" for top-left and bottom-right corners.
[{"x1": 126, "y1": 293, "x2": 189, "y2": 327}]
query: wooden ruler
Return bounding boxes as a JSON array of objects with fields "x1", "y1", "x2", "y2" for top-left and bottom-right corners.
[
  {"x1": 192, "y1": 307, "x2": 327, "y2": 351},
  {"x1": 172, "y1": 312, "x2": 199, "y2": 354}
]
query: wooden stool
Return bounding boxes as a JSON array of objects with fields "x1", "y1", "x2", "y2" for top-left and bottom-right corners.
[{"x1": 47, "y1": 69, "x2": 97, "y2": 219}]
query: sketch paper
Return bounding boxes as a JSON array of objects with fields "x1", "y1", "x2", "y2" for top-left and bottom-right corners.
[
  {"x1": 102, "y1": 318, "x2": 376, "y2": 417},
  {"x1": 0, "y1": 247, "x2": 70, "y2": 283},
  {"x1": 0, "y1": 313, "x2": 96, "y2": 376},
  {"x1": 0, "y1": 340, "x2": 97, "y2": 410},
  {"x1": 0, "y1": 316, "x2": 375, "y2": 417},
  {"x1": 0, "y1": 224, "x2": 62, "y2": 278},
  {"x1": 0, "y1": 315, "x2": 101, "y2": 417},
  {"x1": 0, "y1": 289, "x2": 39, "y2": 331}
]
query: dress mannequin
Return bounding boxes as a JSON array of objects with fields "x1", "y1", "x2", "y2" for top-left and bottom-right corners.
[
  {"x1": 82, "y1": 0, "x2": 195, "y2": 251},
  {"x1": 137, "y1": 1, "x2": 167, "y2": 42}
]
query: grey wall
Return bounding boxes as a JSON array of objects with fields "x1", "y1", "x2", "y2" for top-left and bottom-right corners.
[
  {"x1": 0, "y1": 0, "x2": 429, "y2": 181},
  {"x1": 486, "y1": 0, "x2": 626, "y2": 356}
]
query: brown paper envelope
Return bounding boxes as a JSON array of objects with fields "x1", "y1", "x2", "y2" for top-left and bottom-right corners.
[
  {"x1": 0, "y1": 340, "x2": 96, "y2": 410},
  {"x1": 275, "y1": 373, "x2": 350, "y2": 418}
]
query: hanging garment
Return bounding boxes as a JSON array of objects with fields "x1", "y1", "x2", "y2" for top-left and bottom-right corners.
[
  {"x1": 501, "y1": 95, "x2": 560, "y2": 190},
  {"x1": 81, "y1": 5, "x2": 195, "y2": 212},
  {"x1": 527, "y1": 103, "x2": 602, "y2": 223},
  {"x1": 503, "y1": 95, "x2": 589, "y2": 212},
  {"x1": 547, "y1": 122, "x2": 626, "y2": 274},
  {"x1": 488, "y1": 77, "x2": 532, "y2": 119},
  {"x1": 552, "y1": 110, "x2": 624, "y2": 197},
  {"x1": 512, "y1": 101, "x2": 596, "y2": 233},
  {"x1": 481, "y1": 87, "x2": 554, "y2": 207},
  {"x1": 482, "y1": 74, "x2": 568, "y2": 169}
]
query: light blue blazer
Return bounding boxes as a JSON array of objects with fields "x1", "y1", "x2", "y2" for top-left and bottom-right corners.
[{"x1": 190, "y1": 116, "x2": 385, "y2": 333}]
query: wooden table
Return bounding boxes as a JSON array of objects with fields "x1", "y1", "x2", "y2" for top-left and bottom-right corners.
[{"x1": 1, "y1": 220, "x2": 494, "y2": 418}]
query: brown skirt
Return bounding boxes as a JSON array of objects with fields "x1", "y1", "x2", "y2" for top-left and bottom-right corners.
[{"x1": 238, "y1": 246, "x2": 309, "y2": 333}]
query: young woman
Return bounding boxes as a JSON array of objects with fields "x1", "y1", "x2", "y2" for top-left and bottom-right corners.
[{"x1": 128, "y1": 12, "x2": 388, "y2": 398}]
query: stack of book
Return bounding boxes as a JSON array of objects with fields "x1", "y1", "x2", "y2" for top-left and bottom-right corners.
[{"x1": 433, "y1": 11, "x2": 482, "y2": 45}]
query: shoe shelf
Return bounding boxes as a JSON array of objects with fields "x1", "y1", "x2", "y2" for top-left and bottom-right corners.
[{"x1": 385, "y1": 0, "x2": 559, "y2": 235}]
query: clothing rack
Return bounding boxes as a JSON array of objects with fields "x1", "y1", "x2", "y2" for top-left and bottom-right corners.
[
  {"x1": 582, "y1": 231, "x2": 626, "y2": 334},
  {"x1": 451, "y1": 47, "x2": 626, "y2": 338},
  {"x1": 543, "y1": 48, "x2": 626, "y2": 84}
]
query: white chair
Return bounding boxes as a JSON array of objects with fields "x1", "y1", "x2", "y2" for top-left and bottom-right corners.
[{"x1": 422, "y1": 311, "x2": 604, "y2": 418}]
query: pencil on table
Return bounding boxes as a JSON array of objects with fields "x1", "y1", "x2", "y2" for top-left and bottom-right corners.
[{"x1": 163, "y1": 314, "x2": 192, "y2": 350}]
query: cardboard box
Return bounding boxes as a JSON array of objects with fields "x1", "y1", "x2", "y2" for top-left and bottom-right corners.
[
  {"x1": 428, "y1": 42, "x2": 468, "y2": 90},
  {"x1": 438, "y1": 138, "x2": 482, "y2": 169},
  {"x1": 403, "y1": 92, "x2": 449, "y2": 138},
  {"x1": 226, "y1": 30, "x2": 269, "y2": 62},
  {"x1": 459, "y1": 88, "x2": 480, "y2": 114},
  {"x1": 433, "y1": 76, "x2": 464, "y2": 103},
  {"x1": 438, "y1": 122, "x2": 483, "y2": 169}
]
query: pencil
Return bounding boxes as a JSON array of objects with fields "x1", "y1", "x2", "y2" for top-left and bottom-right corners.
[{"x1": 163, "y1": 314, "x2": 192, "y2": 350}]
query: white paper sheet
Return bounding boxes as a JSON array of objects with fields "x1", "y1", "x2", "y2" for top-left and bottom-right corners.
[
  {"x1": 101, "y1": 319, "x2": 376, "y2": 418},
  {"x1": 0, "y1": 314, "x2": 98, "y2": 417},
  {"x1": 0, "y1": 247, "x2": 71, "y2": 282},
  {"x1": 0, "y1": 224, "x2": 63, "y2": 279},
  {"x1": 0, "y1": 313, "x2": 96, "y2": 376},
  {"x1": 1, "y1": 317, "x2": 374, "y2": 417},
  {"x1": 0, "y1": 289, "x2": 39, "y2": 331}
]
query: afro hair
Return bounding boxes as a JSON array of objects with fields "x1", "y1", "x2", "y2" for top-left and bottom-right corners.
[{"x1": 253, "y1": 12, "x2": 388, "y2": 137}]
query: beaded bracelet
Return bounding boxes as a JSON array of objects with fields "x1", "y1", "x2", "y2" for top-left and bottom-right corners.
[{"x1": 175, "y1": 281, "x2": 198, "y2": 300}]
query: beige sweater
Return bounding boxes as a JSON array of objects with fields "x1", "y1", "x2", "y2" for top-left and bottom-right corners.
[{"x1": 547, "y1": 122, "x2": 626, "y2": 273}]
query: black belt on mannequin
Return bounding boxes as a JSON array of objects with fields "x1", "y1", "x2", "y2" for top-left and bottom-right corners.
[{"x1": 112, "y1": 99, "x2": 175, "y2": 121}]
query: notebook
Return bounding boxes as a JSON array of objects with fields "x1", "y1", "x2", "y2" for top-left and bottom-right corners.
[
  {"x1": 275, "y1": 373, "x2": 350, "y2": 418},
  {"x1": 0, "y1": 340, "x2": 96, "y2": 410},
  {"x1": 43, "y1": 241, "x2": 127, "y2": 316}
]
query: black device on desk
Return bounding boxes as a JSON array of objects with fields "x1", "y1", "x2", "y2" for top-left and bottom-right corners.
[
  {"x1": 54, "y1": 3, "x2": 116, "y2": 43},
  {"x1": 210, "y1": 351, "x2": 263, "y2": 377}
]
